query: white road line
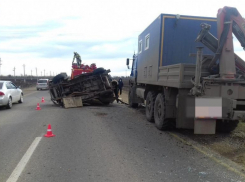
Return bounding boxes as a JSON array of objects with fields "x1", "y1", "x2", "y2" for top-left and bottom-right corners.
[{"x1": 6, "y1": 137, "x2": 42, "y2": 182}]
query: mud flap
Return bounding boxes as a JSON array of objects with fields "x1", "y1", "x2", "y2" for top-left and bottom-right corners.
[{"x1": 194, "y1": 119, "x2": 216, "y2": 134}]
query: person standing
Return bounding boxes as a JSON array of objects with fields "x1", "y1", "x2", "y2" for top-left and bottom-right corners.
[
  {"x1": 111, "y1": 80, "x2": 119, "y2": 103},
  {"x1": 118, "y1": 78, "x2": 124, "y2": 95}
]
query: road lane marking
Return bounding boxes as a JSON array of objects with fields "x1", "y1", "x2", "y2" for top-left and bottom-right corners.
[
  {"x1": 24, "y1": 91, "x2": 38, "y2": 96},
  {"x1": 169, "y1": 132, "x2": 245, "y2": 179},
  {"x1": 6, "y1": 137, "x2": 42, "y2": 182}
]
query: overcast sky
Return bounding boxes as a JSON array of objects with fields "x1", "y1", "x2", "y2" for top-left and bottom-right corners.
[{"x1": 0, "y1": 0, "x2": 245, "y2": 77}]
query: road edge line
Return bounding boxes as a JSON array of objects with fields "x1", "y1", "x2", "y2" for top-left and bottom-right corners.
[{"x1": 6, "y1": 137, "x2": 42, "y2": 182}]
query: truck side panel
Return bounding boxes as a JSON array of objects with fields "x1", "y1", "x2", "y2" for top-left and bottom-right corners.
[
  {"x1": 137, "y1": 15, "x2": 162, "y2": 84},
  {"x1": 161, "y1": 16, "x2": 217, "y2": 66},
  {"x1": 137, "y1": 14, "x2": 217, "y2": 88}
]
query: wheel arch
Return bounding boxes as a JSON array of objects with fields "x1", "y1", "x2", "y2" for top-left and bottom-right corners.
[{"x1": 144, "y1": 84, "x2": 163, "y2": 100}]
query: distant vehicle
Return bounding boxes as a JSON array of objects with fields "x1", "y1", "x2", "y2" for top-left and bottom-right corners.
[
  {"x1": 0, "y1": 81, "x2": 23, "y2": 109},
  {"x1": 36, "y1": 79, "x2": 49, "y2": 90}
]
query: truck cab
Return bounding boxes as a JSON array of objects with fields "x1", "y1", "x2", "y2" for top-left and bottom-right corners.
[{"x1": 128, "y1": 54, "x2": 138, "y2": 83}]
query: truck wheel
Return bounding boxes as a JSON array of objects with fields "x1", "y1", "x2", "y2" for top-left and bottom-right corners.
[
  {"x1": 146, "y1": 91, "x2": 156, "y2": 122},
  {"x1": 52, "y1": 74, "x2": 66, "y2": 84},
  {"x1": 154, "y1": 93, "x2": 172, "y2": 130},
  {"x1": 93, "y1": 68, "x2": 105, "y2": 75},
  {"x1": 128, "y1": 89, "x2": 138, "y2": 108}
]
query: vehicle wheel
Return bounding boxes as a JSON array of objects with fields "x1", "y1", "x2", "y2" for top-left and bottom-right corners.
[
  {"x1": 146, "y1": 91, "x2": 156, "y2": 122},
  {"x1": 18, "y1": 93, "x2": 23, "y2": 103},
  {"x1": 6, "y1": 97, "x2": 12, "y2": 109},
  {"x1": 37, "y1": 88, "x2": 39, "y2": 90},
  {"x1": 128, "y1": 89, "x2": 138, "y2": 108},
  {"x1": 154, "y1": 93, "x2": 173, "y2": 130},
  {"x1": 93, "y1": 68, "x2": 105, "y2": 75},
  {"x1": 52, "y1": 73, "x2": 67, "y2": 84}
]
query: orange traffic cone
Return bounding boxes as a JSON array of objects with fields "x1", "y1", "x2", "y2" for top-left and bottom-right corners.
[
  {"x1": 44, "y1": 124, "x2": 55, "y2": 137},
  {"x1": 36, "y1": 103, "x2": 41, "y2": 110},
  {"x1": 41, "y1": 97, "x2": 45, "y2": 103}
]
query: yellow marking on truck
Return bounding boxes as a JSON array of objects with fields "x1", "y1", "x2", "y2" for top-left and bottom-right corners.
[
  {"x1": 169, "y1": 132, "x2": 245, "y2": 179},
  {"x1": 160, "y1": 16, "x2": 217, "y2": 67}
]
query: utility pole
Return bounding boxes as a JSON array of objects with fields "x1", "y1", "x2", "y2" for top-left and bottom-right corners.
[
  {"x1": 36, "y1": 67, "x2": 38, "y2": 81},
  {"x1": 13, "y1": 67, "x2": 16, "y2": 81},
  {"x1": 41, "y1": 71, "x2": 42, "y2": 76},
  {"x1": 0, "y1": 58, "x2": 2, "y2": 76},
  {"x1": 44, "y1": 69, "x2": 45, "y2": 77},
  {"x1": 23, "y1": 64, "x2": 25, "y2": 76},
  {"x1": 23, "y1": 64, "x2": 26, "y2": 83},
  {"x1": 31, "y1": 70, "x2": 32, "y2": 80},
  {"x1": 50, "y1": 71, "x2": 51, "y2": 76}
]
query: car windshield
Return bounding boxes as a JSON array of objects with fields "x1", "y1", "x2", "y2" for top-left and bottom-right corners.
[
  {"x1": 38, "y1": 80, "x2": 47, "y2": 83},
  {"x1": 0, "y1": 82, "x2": 3, "y2": 89}
]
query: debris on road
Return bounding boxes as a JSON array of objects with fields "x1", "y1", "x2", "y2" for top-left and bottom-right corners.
[{"x1": 49, "y1": 68, "x2": 116, "y2": 107}]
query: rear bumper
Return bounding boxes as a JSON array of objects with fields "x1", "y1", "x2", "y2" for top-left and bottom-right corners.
[
  {"x1": 187, "y1": 97, "x2": 245, "y2": 121},
  {"x1": 36, "y1": 85, "x2": 49, "y2": 89},
  {"x1": 232, "y1": 111, "x2": 245, "y2": 120}
]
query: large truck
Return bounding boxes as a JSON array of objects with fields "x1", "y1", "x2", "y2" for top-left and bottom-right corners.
[{"x1": 127, "y1": 7, "x2": 245, "y2": 134}]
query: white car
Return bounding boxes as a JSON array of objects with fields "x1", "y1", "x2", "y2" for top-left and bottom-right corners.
[
  {"x1": 0, "y1": 81, "x2": 23, "y2": 109},
  {"x1": 36, "y1": 79, "x2": 49, "y2": 90}
]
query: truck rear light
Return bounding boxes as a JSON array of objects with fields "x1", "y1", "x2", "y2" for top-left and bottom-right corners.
[{"x1": 0, "y1": 92, "x2": 5, "y2": 96}]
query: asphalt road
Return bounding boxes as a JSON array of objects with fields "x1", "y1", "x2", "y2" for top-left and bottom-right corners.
[{"x1": 0, "y1": 90, "x2": 244, "y2": 182}]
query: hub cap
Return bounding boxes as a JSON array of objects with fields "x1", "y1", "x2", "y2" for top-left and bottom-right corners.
[{"x1": 9, "y1": 99, "x2": 12, "y2": 107}]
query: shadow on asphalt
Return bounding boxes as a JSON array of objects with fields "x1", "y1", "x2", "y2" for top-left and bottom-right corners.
[{"x1": 0, "y1": 103, "x2": 20, "y2": 111}]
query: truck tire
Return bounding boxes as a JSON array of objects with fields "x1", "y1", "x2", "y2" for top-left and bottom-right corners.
[
  {"x1": 128, "y1": 89, "x2": 138, "y2": 108},
  {"x1": 93, "y1": 68, "x2": 105, "y2": 75},
  {"x1": 52, "y1": 74, "x2": 67, "y2": 84},
  {"x1": 99, "y1": 90, "x2": 114, "y2": 105},
  {"x1": 154, "y1": 93, "x2": 172, "y2": 130},
  {"x1": 146, "y1": 91, "x2": 156, "y2": 122}
]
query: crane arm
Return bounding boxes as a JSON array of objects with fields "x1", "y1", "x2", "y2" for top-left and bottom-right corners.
[
  {"x1": 196, "y1": 7, "x2": 245, "y2": 78},
  {"x1": 217, "y1": 7, "x2": 245, "y2": 50}
]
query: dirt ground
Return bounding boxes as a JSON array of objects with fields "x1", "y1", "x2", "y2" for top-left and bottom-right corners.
[
  {"x1": 118, "y1": 89, "x2": 128, "y2": 103},
  {"x1": 180, "y1": 123, "x2": 245, "y2": 168},
  {"x1": 121, "y1": 89, "x2": 245, "y2": 168},
  {"x1": 22, "y1": 86, "x2": 37, "y2": 95}
]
